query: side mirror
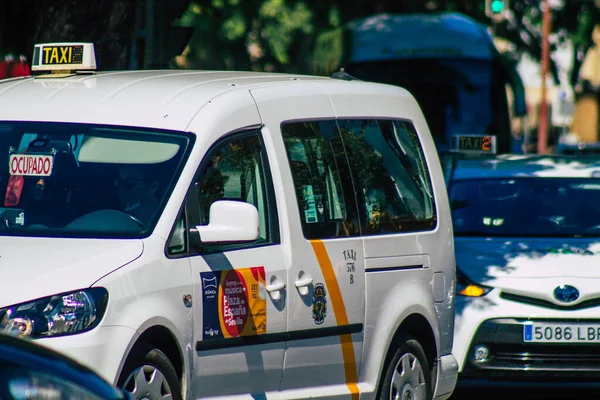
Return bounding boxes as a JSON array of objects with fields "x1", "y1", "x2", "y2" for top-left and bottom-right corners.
[{"x1": 195, "y1": 200, "x2": 260, "y2": 244}]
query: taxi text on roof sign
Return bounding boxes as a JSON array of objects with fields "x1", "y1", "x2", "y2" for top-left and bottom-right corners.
[
  {"x1": 31, "y1": 42, "x2": 97, "y2": 74},
  {"x1": 450, "y1": 134, "x2": 497, "y2": 155}
]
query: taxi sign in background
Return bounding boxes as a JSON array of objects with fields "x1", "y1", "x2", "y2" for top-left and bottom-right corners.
[{"x1": 451, "y1": 134, "x2": 497, "y2": 154}]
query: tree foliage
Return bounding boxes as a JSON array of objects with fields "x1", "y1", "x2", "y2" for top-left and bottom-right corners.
[
  {"x1": 0, "y1": 0, "x2": 598, "y2": 87},
  {"x1": 175, "y1": 0, "x2": 325, "y2": 73},
  {"x1": 175, "y1": 0, "x2": 599, "y2": 87},
  {"x1": 0, "y1": 0, "x2": 135, "y2": 70},
  {"x1": 492, "y1": 0, "x2": 600, "y2": 86}
]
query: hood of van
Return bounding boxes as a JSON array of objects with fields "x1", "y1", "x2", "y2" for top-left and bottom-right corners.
[
  {"x1": 0, "y1": 236, "x2": 143, "y2": 307},
  {"x1": 455, "y1": 237, "x2": 600, "y2": 284}
]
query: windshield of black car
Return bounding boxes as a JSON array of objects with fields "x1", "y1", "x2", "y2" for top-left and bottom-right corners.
[
  {"x1": 0, "y1": 122, "x2": 192, "y2": 238},
  {"x1": 450, "y1": 177, "x2": 600, "y2": 237}
]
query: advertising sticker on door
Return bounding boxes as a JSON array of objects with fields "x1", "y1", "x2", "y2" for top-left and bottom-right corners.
[{"x1": 201, "y1": 266, "x2": 267, "y2": 340}]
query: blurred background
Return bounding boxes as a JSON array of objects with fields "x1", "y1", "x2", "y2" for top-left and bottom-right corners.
[{"x1": 0, "y1": 0, "x2": 599, "y2": 154}]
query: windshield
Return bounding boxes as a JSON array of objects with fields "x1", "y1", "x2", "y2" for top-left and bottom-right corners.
[
  {"x1": 450, "y1": 178, "x2": 600, "y2": 237},
  {"x1": 0, "y1": 122, "x2": 192, "y2": 238},
  {"x1": 348, "y1": 58, "x2": 503, "y2": 153}
]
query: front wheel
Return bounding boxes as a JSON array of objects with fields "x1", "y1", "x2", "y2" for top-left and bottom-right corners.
[
  {"x1": 379, "y1": 335, "x2": 432, "y2": 400},
  {"x1": 117, "y1": 345, "x2": 182, "y2": 400}
]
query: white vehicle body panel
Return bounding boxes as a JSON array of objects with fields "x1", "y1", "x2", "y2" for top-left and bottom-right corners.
[
  {"x1": 0, "y1": 236, "x2": 142, "y2": 307},
  {"x1": 324, "y1": 82, "x2": 456, "y2": 399},
  {"x1": 451, "y1": 155, "x2": 600, "y2": 382},
  {"x1": 250, "y1": 83, "x2": 365, "y2": 395},
  {"x1": 0, "y1": 70, "x2": 457, "y2": 399}
]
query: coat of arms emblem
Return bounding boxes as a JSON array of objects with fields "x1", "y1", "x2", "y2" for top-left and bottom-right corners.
[{"x1": 312, "y1": 283, "x2": 327, "y2": 324}]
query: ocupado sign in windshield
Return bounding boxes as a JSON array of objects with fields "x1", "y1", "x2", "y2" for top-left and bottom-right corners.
[{"x1": 9, "y1": 154, "x2": 54, "y2": 176}]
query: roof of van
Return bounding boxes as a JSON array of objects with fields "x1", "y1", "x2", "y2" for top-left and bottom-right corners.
[{"x1": 0, "y1": 70, "x2": 401, "y2": 131}]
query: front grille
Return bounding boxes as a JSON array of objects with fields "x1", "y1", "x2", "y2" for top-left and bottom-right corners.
[
  {"x1": 462, "y1": 318, "x2": 600, "y2": 380},
  {"x1": 500, "y1": 291, "x2": 600, "y2": 311},
  {"x1": 461, "y1": 368, "x2": 600, "y2": 381},
  {"x1": 491, "y1": 344, "x2": 600, "y2": 369},
  {"x1": 463, "y1": 343, "x2": 600, "y2": 380}
]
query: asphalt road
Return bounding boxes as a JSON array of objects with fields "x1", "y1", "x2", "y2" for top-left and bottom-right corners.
[{"x1": 449, "y1": 382, "x2": 600, "y2": 399}]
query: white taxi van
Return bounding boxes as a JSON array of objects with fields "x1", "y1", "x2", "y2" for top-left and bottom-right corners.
[{"x1": 0, "y1": 43, "x2": 457, "y2": 400}]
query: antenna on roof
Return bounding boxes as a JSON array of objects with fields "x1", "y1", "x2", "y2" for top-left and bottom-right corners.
[{"x1": 331, "y1": 68, "x2": 357, "y2": 81}]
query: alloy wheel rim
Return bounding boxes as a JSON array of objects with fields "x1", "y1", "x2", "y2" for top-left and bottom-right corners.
[
  {"x1": 123, "y1": 364, "x2": 173, "y2": 400},
  {"x1": 389, "y1": 353, "x2": 426, "y2": 400}
]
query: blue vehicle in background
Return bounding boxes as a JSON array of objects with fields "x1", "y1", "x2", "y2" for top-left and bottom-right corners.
[{"x1": 316, "y1": 12, "x2": 527, "y2": 157}]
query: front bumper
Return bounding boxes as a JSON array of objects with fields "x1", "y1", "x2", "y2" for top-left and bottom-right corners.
[
  {"x1": 35, "y1": 325, "x2": 138, "y2": 385},
  {"x1": 460, "y1": 317, "x2": 600, "y2": 381},
  {"x1": 454, "y1": 289, "x2": 600, "y2": 382},
  {"x1": 433, "y1": 354, "x2": 459, "y2": 400}
]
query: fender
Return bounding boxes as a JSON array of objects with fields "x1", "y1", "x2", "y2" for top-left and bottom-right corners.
[
  {"x1": 360, "y1": 276, "x2": 439, "y2": 396},
  {"x1": 98, "y1": 290, "x2": 194, "y2": 396},
  {"x1": 92, "y1": 257, "x2": 194, "y2": 391}
]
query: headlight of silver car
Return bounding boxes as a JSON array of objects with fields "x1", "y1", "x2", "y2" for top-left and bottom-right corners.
[
  {"x1": 0, "y1": 288, "x2": 108, "y2": 338},
  {"x1": 456, "y1": 269, "x2": 492, "y2": 297}
]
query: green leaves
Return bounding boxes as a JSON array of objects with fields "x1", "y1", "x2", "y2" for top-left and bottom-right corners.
[
  {"x1": 222, "y1": 12, "x2": 247, "y2": 41},
  {"x1": 259, "y1": 0, "x2": 312, "y2": 64}
]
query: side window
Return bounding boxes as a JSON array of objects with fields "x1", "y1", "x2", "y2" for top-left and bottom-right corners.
[
  {"x1": 194, "y1": 132, "x2": 278, "y2": 252},
  {"x1": 167, "y1": 209, "x2": 187, "y2": 256},
  {"x1": 338, "y1": 119, "x2": 436, "y2": 234},
  {"x1": 282, "y1": 120, "x2": 360, "y2": 239}
]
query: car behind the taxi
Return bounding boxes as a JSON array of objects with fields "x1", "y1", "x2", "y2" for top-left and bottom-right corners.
[
  {"x1": 450, "y1": 154, "x2": 600, "y2": 382},
  {"x1": 0, "y1": 333, "x2": 129, "y2": 400}
]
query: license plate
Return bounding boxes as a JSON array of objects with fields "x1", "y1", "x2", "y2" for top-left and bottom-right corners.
[{"x1": 524, "y1": 323, "x2": 600, "y2": 343}]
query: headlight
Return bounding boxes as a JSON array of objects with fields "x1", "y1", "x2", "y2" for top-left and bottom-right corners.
[
  {"x1": 456, "y1": 269, "x2": 492, "y2": 297},
  {"x1": 3, "y1": 371, "x2": 107, "y2": 400},
  {"x1": 0, "y1": 288, "x2": 108, "y2": 338}
]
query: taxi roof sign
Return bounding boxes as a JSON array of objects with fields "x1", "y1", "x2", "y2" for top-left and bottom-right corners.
[
  {"x1": 31, "y1": 42, "x2": 96, "y2": 74},
  {"x1": 450, "y1": 134, "x2": 497, "y2": 155}
]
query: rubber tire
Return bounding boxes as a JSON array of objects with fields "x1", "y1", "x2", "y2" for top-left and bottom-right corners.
[
  {"x1": 378, "y1": 334, "x2": 433, "y2": 400},
  {"x1": 117, "y1": 344, "x2": 182, "y2": 400}
]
